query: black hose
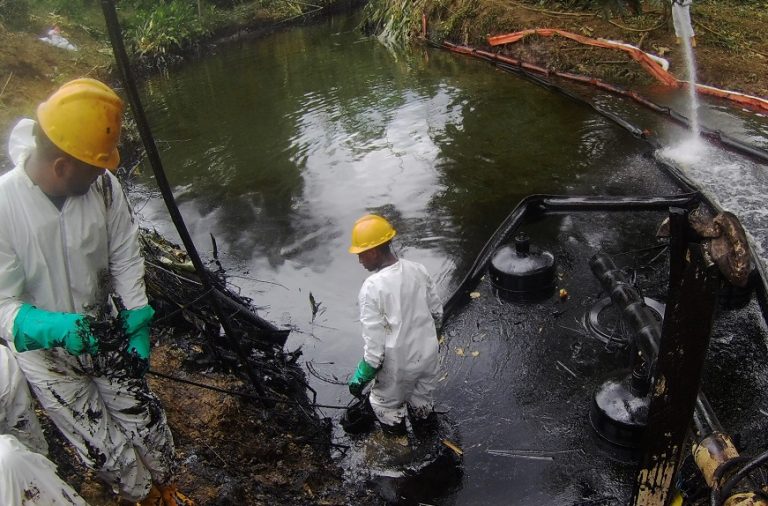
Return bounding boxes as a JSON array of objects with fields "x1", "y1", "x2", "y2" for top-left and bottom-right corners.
[
  {"x1": 710, "y1": 455, "x2": 753, "y2": 506},
  {"x1": 147, "y1": 369, "x2": 349, "y2": 410},
  {"x1": 715, "y1": 448, "x2": 768, "y2": 505},
  {"x1": 100, "y1": 0, "x2": 269, "y2": 400}
]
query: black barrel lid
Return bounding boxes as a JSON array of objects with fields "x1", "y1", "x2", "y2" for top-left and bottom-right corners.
[{"x1": 490, "y1": 233, "x2": 555, "y2": 277}]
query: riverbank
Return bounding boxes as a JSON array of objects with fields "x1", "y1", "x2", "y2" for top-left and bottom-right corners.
[
  {"x1": 0, "y1": 0, "x2": 362, "y2": 167},
  {"x1": 2, "y1": 0, "x2": 766, "y2": 166},
  {"x1": 419, "y1": 0, "x2": 767, "y2": 99}
]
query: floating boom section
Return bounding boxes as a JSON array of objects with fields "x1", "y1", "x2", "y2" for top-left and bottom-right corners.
[
  {"x1": 486, "y1": 29, "x2": 768, "y2": 112},
  {"x1": 489, "y1": 28, "x2": 678, "y2": 86}
]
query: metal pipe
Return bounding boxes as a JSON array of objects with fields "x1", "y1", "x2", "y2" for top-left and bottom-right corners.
[
  {"x1": 589, "y1": 253, "x2": 661, "y2": 362},
  {"x1": 100, "y1": 0, "x2": 268, "y2": 399},
  {"x1": 589, "y1": 252, "x2": 724, "y2": 440}
]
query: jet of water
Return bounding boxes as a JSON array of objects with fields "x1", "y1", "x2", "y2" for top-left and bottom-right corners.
[{"x1": 680, "y1": 35, "x2": 700, "y2": 138}]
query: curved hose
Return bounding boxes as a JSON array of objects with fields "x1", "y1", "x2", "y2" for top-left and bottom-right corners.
[{"x1": 711, "y1": 449, "x2": 768, "y2": 506}]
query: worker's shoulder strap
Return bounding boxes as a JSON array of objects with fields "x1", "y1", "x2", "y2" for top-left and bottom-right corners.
[
  {"x1": 99, "y1": 173, "x2": 114, "y2": 210},
  {"x1": 97, "y1": 173, "x2": 137, "y2": 223}
]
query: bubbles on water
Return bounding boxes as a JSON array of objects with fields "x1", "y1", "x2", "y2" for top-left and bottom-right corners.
[
  {"x1": 658, "y1": 139, "x2": 768, "y2": 257},
  {"x1": 658, "y1": 137, "x2": 707, "y2": 166}
]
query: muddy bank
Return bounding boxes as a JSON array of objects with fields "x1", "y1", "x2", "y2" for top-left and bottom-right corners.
[
  {"x1": 418, "y1": 0, "x2": 768, "y2": 99},
  {"x1": 39, "y1": 229, "x2": 380, "y2": 505},
  {"x1": 41, "y1": 342, "x2": 364, "y2": 505}
]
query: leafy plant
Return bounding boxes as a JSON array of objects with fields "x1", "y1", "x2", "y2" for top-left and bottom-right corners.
[
  {"x1": 362, "y1": 0, "x2": 428, "y2": 45},
  {"x1": 0, "y1": 0, "x2": 30, "y2": 28},
  {"x1": 127, "y1": 0, "x2": 213, "y2": 56}
]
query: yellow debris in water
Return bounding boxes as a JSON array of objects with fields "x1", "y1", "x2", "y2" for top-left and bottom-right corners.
[
  {"x1": 442, "y1": 439, "x2": 464, "y2": 456},
  {"x1": 469, "y1": 291, "x2": 481, "y2": 299},
  {"x1": 471, "y1": 351, "x2": 480, "y2": 357},
  {"x1": 455, "y1": 347, "x2": 465, "y2": 356}
]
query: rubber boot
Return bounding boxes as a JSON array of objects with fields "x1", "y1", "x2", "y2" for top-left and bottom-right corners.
[
  {"x1": 380, "y1": 418, "x2": 406, "y2": 437},
  {"x1": 410, "y1": 411, "x2": 439, "y2": 439},
  {"x1": 138, "y1": 484, "x2": 195, "y2": 506}
]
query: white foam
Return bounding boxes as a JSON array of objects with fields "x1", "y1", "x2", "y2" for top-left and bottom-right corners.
[{"x1": 658, "y1": 140, "x2": 768, "y2": 258}]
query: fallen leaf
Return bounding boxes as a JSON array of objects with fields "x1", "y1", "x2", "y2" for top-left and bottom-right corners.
[
  {"x1": 471, "y1": 351, "x2": 480, "y2": 357},
  {"x1": 438, "y1": 335, "x2": 446, "y2": 345},
  {"x1": 442, "y1": 439, "x2": 464, "y2": 456},
  {"x1": 470, "y1": 292, "x2": 481, "y2": 299},
  {"x1": 455, "y1": 347, "x2": 465, "y2": 356}
]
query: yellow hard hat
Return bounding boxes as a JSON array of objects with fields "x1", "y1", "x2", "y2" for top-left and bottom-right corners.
[
  {"x1": 348, "y1": 214, "x2": 397, "y2": 254},
  {"x1": 37, "y1": 78, "x2": 124, "y2": 170}
]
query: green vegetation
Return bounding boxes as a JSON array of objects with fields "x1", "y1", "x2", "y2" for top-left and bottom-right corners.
[
  {"x1": 0, "y1": 0, "x2": 342, "y2": 61},
  {"x1": 361, "y1": 0, "x2": 426, "y2": 44},
  {"x1": 128, "y1": 1, "x2": 214, "y2": 56}
]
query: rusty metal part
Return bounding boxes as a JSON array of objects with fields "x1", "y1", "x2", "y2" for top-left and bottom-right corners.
[
  {"x1": 707, "y1": 212, "x2": 752, "y2": 288},
  {"x1": 693, "y1": 432, "x2": 740, "y2": 487},
  {"x1": 723, "y1": 493, "x2": 768, "y2": 506},
  {"x1": 657, "y1": 210, "x2": 753, "y2": 287},
  {"x1": 687, "y1": 208, "x2": 721, "y2": 238}
]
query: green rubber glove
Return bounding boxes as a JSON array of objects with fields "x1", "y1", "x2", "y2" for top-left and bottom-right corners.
[
  {"x1": 349, "y1": 359, "x2": 379, "y2": 397},
  {"x1": 120, "y1": 305, "x2": 155, "y2": 360},
  {"x1": 12, "y1": 304, "x2": 98, "y2": 356}
]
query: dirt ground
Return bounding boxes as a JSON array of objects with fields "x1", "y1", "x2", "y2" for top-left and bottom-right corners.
[{"x1": 44, "y1": 336, "x2": 372, "y2": 505}]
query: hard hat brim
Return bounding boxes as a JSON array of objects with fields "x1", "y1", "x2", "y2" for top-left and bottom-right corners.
[{"x1": 348, "y1": 233, "x2": 395, "y2": 255}]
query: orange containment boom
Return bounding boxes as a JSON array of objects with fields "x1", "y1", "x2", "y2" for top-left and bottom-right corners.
[
  {"x1": 488, "y1": 29, "x2": 678, "y2": 87},
  {"x1": 487, "y1": 29, "x2": 768, "y2": 113}
]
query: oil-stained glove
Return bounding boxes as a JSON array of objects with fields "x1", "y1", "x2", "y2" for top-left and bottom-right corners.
[
  {"x1": 12, "y1": 303, "x2": 98, "y2": 356},
  {"x1": 120, "y1": 305, "x2": 155, "y2": 361},
  {"x1": 349, "y1": 359, "x2": 379, "y2": 397}
]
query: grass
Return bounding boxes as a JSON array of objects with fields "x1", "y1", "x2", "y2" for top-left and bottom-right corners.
[{"x1": 1, "y1": 0, "x2": 342, "y2": 64}]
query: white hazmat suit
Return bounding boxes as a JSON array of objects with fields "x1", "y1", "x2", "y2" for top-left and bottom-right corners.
[
  {"x1": 358, "y1": 258, "x2": 443, "y2": 426},
  {"x1": 1, "y1": 345, "x2": 88, "y2": 505},
  {"x1": 672, "y1": 0, "x2": 695, "y2": 40},
  {"x1": 0, "y1": 119, "x2": 174, "y2": 502}
]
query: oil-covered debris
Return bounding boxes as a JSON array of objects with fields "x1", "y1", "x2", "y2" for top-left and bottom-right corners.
[
  {"x1": 36, "y1": 227, "x2": 368, "y2": 505},
  {"x1": 656, "y1": 208, "x2": 753, "y2": 287},
  {"x1": 343, "y1": 412, "x2": 463, "y2": 505}
]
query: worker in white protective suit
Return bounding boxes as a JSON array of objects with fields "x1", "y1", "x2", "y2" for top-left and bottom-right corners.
[
  {"x1": 347, "y1": 215, "x2": 443, "y2": 436},
  {"x1": 1, "y1": 344, "x2": 89, "y2": 505},
  {"x1": 0, "y1": 78, "x2": 193, "y2": 505},
  {"x1": 671, "y1": 0, "x2": 696, "y2": 48}
]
